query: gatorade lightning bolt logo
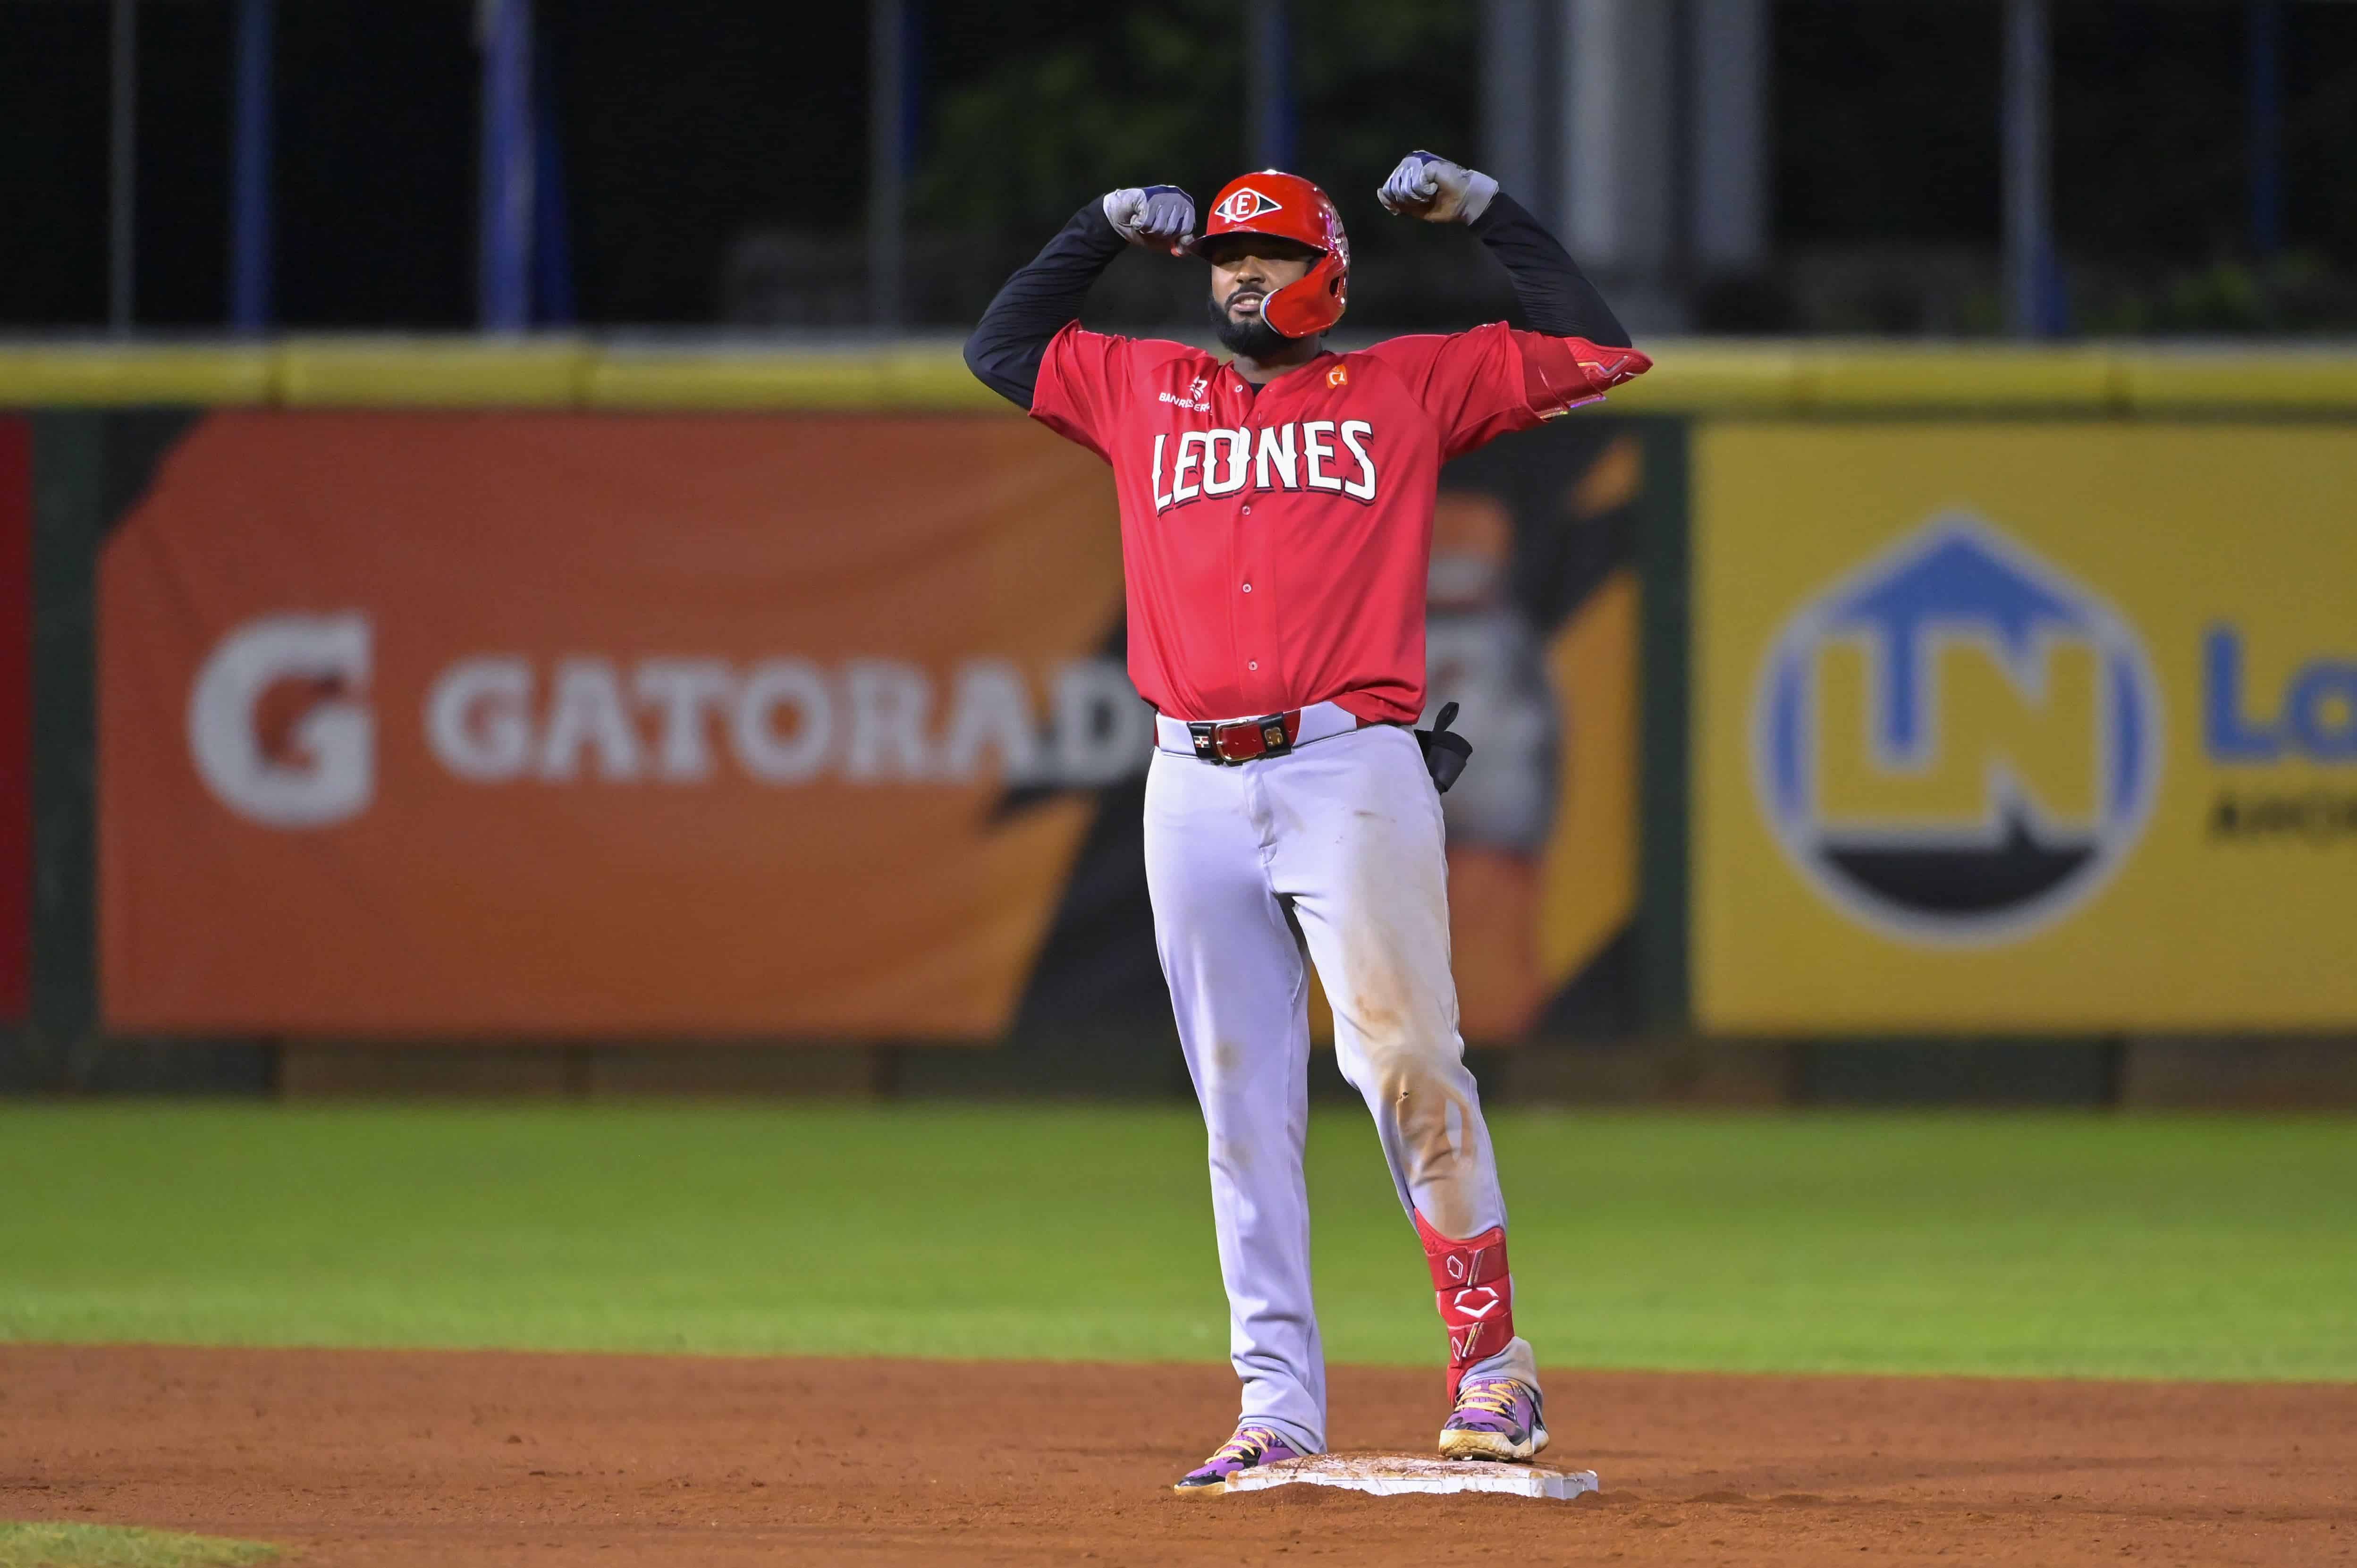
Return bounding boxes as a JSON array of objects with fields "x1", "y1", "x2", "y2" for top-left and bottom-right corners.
[{"x1": 1213, "y1": 186, "x2": 1283, "y2": 224}]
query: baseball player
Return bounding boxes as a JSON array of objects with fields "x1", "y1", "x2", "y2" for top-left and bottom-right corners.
[{"x1": 963, "y1": 152, "x2": 1649, "y2": 1493}]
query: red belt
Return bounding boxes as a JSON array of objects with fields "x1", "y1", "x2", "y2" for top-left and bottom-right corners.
[
  {"x1": 1181, "y1": 708, "x2": 1381, "y2": 765},
  {"x1": 1186, "y1": 710, "x2": 1305, "y2": 765}
]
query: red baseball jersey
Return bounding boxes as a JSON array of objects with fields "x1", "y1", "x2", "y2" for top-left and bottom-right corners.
[{"x1": 1031, "y1": 321, "x2": 1643, "y2": 725}]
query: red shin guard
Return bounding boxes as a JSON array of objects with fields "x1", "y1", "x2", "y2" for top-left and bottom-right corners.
[{"x1": 1414, "y1": 1208, "x2": 1513, "y2": 1401}]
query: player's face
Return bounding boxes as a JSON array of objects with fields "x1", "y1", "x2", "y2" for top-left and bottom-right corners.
[{"x1": 1204, "y1": 237, "x2": 1318, "y2": 327}]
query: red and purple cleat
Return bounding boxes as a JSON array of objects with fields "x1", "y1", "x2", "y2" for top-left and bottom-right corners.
[
  {"x1": 1172, "y1": 1424, "x2": 1306, "y2": 1496},
  {"x1": 1438, "y1": 1377, "x2": 1550, "y2": 1462}
]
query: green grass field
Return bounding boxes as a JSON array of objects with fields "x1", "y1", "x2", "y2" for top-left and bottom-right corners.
[
  {"x1": 1, "y1": 1104, "x2": 2350, "y2": 1382},
  {"x1": 0, "y1": 1522, "x2": 274, "y2": 1568}
]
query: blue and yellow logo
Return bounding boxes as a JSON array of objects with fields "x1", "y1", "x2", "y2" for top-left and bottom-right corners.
[{"x1": 1754, "y1": 515, "x2": 2161, "y2": 944}]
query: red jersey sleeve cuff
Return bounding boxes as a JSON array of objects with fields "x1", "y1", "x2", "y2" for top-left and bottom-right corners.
[
  {"x1": 1520, "y1": 336, "x2": 1653, "y2": 418},
  {"x1": 1027, "y1": 321, "x2": 1112, "y2": 459}
]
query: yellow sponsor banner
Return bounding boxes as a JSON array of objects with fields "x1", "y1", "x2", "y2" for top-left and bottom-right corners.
[{"x1": 1695, "y1": 423, "x2": 2357, "y2": 1032}]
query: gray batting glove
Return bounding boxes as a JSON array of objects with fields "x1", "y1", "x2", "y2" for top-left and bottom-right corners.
[
  {"x1": 1103, "y1": 185, "x2": 1196, "y2": 254},
  {"x1": 1377, "y1": 151, "x2": 1499, "y2": 224}
]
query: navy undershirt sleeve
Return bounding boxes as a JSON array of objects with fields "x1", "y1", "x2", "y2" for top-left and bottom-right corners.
[
  {"x1": 963, "y1": 202, "x2": 1132, "y2": 410},
  {"x1": 1467, "y1": 193, "x2": 1632, "y2": 349}
]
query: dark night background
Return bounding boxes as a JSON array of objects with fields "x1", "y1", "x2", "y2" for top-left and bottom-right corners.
[{"x1": 3, "y1": 0, "x2": 2354, "y2": 332}]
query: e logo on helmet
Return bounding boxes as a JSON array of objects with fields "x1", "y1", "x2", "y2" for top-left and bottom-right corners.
[{"x1": 1214, "y1": 187, "x2": 1283, "y2": 224}]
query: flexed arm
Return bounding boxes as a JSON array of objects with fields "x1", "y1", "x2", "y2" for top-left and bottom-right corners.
[
  {"x1": 1378, "y1": 151, "x2": 1633, "y2": 349},
  {"x1": 963, "y1": 186, "x2": 1196, "y2": 409}
]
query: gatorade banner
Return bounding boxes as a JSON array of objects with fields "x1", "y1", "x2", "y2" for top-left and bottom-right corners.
[
  {"x1": 101, "y1": 412, "x2": 1130, "y2": 1037},
  {"x1": 99, "y1": 412, "x2": 1644, "y2": 1040},
  {"x1": 1693, "y1": 423, "x2": 2357, "y2": 1032}
]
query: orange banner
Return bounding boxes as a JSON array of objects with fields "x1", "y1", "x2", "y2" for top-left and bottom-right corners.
[{"x1": 100, "y1": 413, "x2": 1129, "y2": 1037}]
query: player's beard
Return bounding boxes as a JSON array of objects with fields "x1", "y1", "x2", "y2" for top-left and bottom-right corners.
[{"x1": 1210, "y1": 290, "x2": 1292, "y2": 358}]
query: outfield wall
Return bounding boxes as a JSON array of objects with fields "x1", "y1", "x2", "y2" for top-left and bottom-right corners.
[
  {"x1": 2, "y1": 341, "x2": 2353, "y2": 1091},
  {"x1": 1693, "y1": 423, "x2": 2357, "y2": 1033}
]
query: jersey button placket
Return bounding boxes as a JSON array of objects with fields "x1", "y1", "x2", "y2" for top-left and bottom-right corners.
[{"x1": 1235, "y1": 493, "x2": 1273, "y2": 706}]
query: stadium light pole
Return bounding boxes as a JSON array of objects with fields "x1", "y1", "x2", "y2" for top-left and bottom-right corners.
[
  {"x1": 868, "y1": 0, "x2": 908, "y2": 329},
  {"x1": 2001, "y1": 0, "x2": 2056, "y2": 337},
  {"x1": 1691, "y1": 0, "x2": 1769, "y2": 279},
  {"x1": 1247, "y1": 0, "x2": 1295, "y2": 171},
  {"x1": 2248, "y1": 0, "x2": 2284, "y2": 259},
  {"x1": 1562, "y1": 0, "x2": 1681, "y2": 329},
  {"x1": 227, "y1": 0, "x2": 275, "y2": 333},
  {"x1": 107, "y1": 0, "x2": 136, "y2": 333},
  {"x1": 476, "y1": 0, "x2": 535, "y2": 333},
  {"x1": 1480, "y1": 0, "x2": 1545, "y2": 226}
]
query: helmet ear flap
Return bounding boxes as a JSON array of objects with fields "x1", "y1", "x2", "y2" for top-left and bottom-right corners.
[{"x1": 1261, "y1": 251, "x2": 1349, "y2": 338}]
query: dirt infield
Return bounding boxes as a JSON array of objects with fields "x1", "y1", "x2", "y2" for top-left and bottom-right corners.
[{"x1": 0, "y1": 1346, "x2": 2347, "y2": 1566}]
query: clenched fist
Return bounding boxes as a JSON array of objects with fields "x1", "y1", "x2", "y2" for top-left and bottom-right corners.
[
  {"x1": 1377, "y1": 152, "x2": 1498, "y2": 225},
  {"x1": 1103, "y1": 185, "x2": 1196, "y2": 254}
]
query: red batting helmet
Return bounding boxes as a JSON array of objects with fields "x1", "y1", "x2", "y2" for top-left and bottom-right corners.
[{"x1": 1192, "y1": 170, "x2": 1349, "y2": 337}]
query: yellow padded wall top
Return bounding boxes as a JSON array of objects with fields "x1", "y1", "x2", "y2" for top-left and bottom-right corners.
[{"x1": 3, "y1": 338, "x2": 2355, "y2": 414}]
